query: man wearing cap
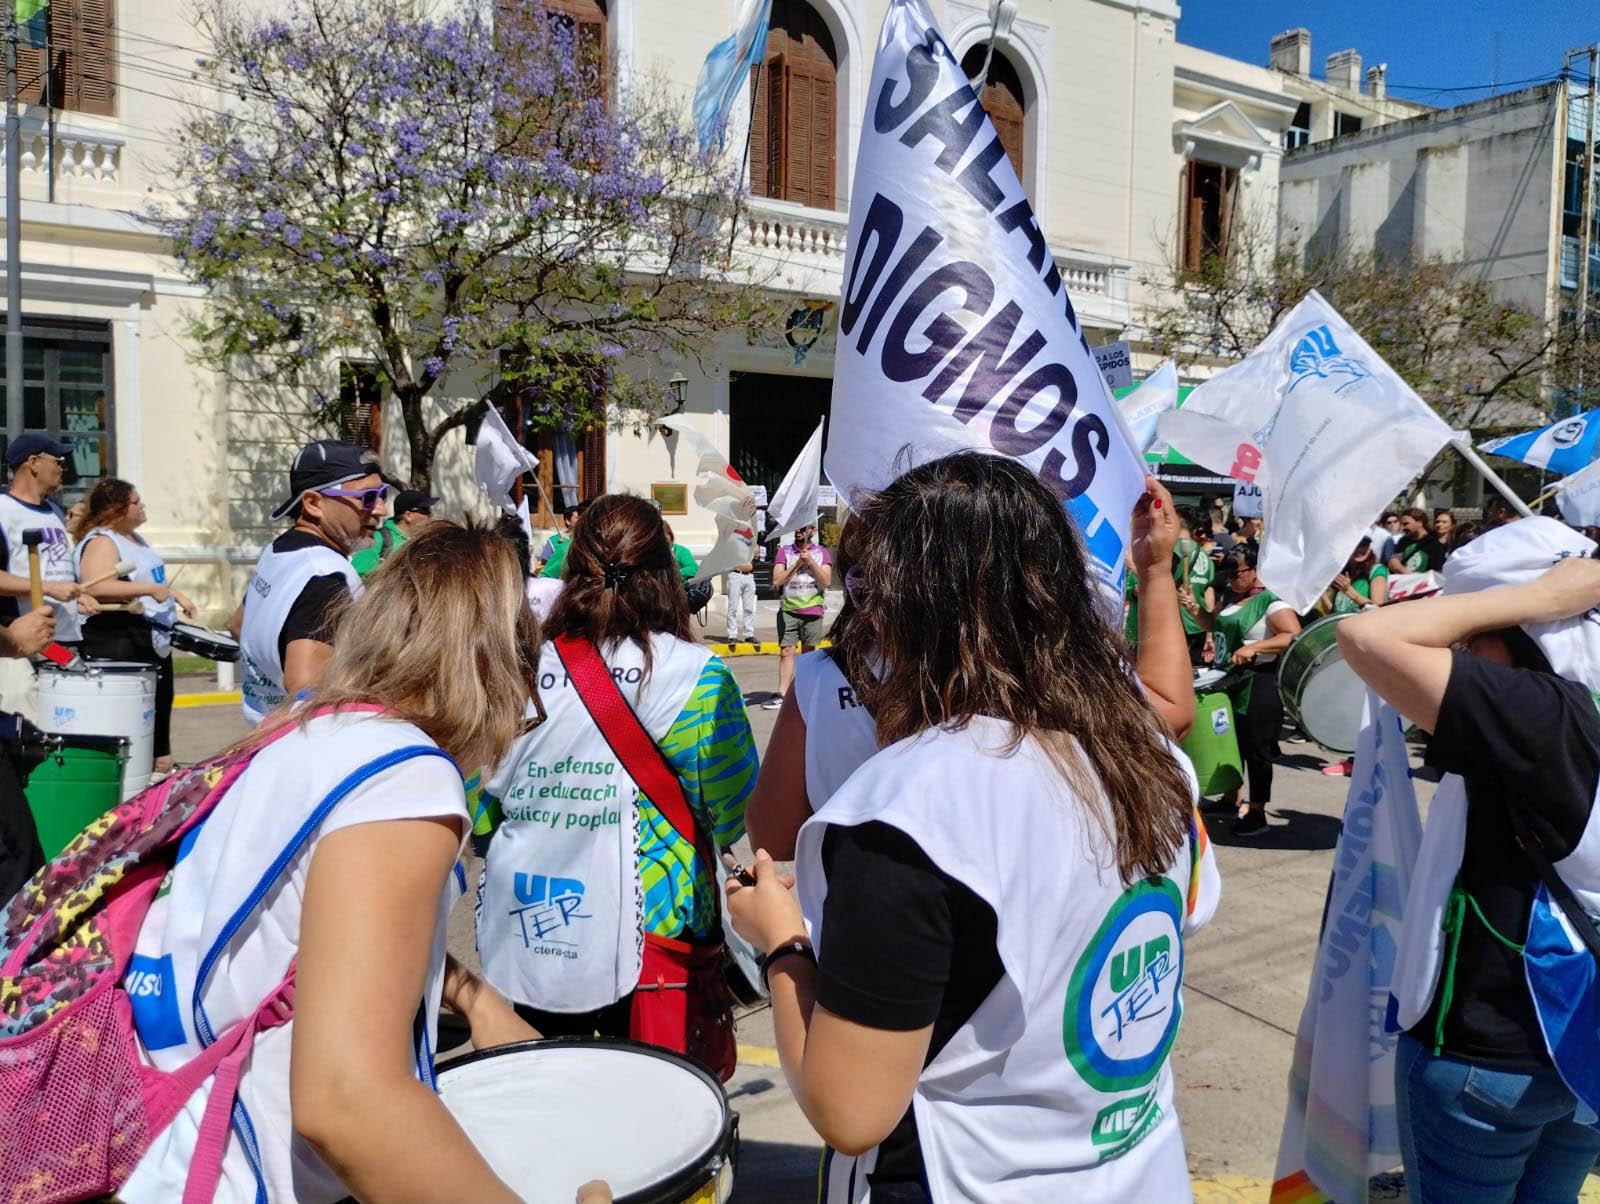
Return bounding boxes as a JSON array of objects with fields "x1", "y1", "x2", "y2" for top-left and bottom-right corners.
[
  {"x1": 351, "y1": 489, "x2": 436, "y2": 580},
  {"x1": 230, "y1": 440, "x2": 385, "y2": 724},
  {"x1": 0, "y1": 434, "x2": 90, "y2": 644}
]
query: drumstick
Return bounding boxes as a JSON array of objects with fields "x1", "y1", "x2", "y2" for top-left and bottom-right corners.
[
  {"x1": 21, "y1": 530, "x2": 43, "y2": 610},
  {"x1": 165, "y1": 563, "x2": 187, "y2": 588},
  {"x1": 78, "y1": 559, "x2": 137, "y2": 591},
  {"x1": 94, "y1": 601, "x2": 145, "y2": 613}
]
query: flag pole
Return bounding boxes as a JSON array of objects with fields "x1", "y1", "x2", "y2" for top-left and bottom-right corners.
[
  {"x1": 5, "y1": 3, "x2": 23, "y2": 451},
  {"x1": 1455, "y1": 441, "x2": 1536, "y2": 519}
]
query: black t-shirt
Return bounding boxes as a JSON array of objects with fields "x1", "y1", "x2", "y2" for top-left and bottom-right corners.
[
  {"x1": 1416, "y1": 651, "x2": 1600, "y2": 1068},
  {"x1": 269, "y1": 530, "x2": 353, "y2": 665},
  {"x1": 816, "y1": 822, "x2": 1005, "y2": 1187},
  {"x1": 1394, "y1": 534, "x2": 1446, "y2": 573}
]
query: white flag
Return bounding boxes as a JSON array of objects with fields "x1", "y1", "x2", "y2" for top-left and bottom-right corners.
[
  {"x1": 515, "y1": 493, "x2": 535, "y2": 547},
  {"x1": 1158, "y1": 291, "x2": 1452, "y2": 612},
  {"x1": 657, "y1": 417, "x2": 759, "y2": 582},
  {"x1": 823, "y1": 0, "x2": 1146, "y2": 603},
  {"x1": 1271, "y1": 693, "x2": 1421, "y2": 1203},
  {"x1": 1557, "y1": 458, "x2": 1600, "y2": 527},
  {"x1": 474, "y1": 405, "x2": 539, "y2": 511},
  {"x1": 767, "y1": 417, "x2": 826, "y2": 537},
  {"x1": 1117, "y1": 359, "x2": 1179, "y2": 455}
]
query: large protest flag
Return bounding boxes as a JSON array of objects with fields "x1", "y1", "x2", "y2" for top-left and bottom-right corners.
[
  {"x1": 766, "y1": 416, "x2": 826, "y2": 538},
  {"x1": 1157, "y1": 291, "x2": 1453, "y2": 612},
  {"x1": 657, "y1": 417, "x2": 759, "y2": 582},
  {"x1": 1479, "y1": 409, "x2": 1600, "y2": 476},
  {"x1": 1271, "y1": 693, "x2": 1421, "y2": 1204},
  {"x1": 822, "y1": 0, "x2": 1146, "y2": 604}
]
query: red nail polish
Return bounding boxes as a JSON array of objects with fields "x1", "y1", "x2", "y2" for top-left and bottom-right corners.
[{"x1": 1154, "y1": 499, "x2": 1163, "y2": 509}]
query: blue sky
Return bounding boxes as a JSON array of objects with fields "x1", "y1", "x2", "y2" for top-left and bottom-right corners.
[{"x1": 1177, "y1": 1, "x2": 1599, "y2": 102}]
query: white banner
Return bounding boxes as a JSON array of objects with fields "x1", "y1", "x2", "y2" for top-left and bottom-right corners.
[
  {"x1": 1271, "y1": 693, "x2": 1422, "y2": 1203},
  {"x1": 823, "y1": 0, "x2": 1146, "y2": 603},
  {"x1": 1232, "y1": 481, "x2": 1263, "y2": 519},
  {"x1": 767, "y1": 416, "x2": 826, "y2": 537},
  {"x1": 658, "y1": 417, "x2": 759, "y2": 582},
  {"x1": 1116, "y1": 359, "x2": 1178, "y2": 455},
  {"x1": 1557, "y1": 458, "x2": 1600, "y2": 527},
  {"x1": 1157, "y1": 291, "x2": 1452, "y2": 612},
  {"x1": 1092, "y1": 340, "x2": 1133, "y2": 391}
]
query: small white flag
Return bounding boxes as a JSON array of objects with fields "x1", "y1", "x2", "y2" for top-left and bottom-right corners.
[
  {"x1": 474, "y1": 406, "x2": 538, "y2": 512},
  {"x1": 1117, "y1": 359, "x2": 1179, "y2": 455},
  {"x1": 767, "y1": 417, "x2": 826, "y2": 538},
  {"x1": 1157, "y1": 290, "x2": 1452, "y2": 612},
  {"x1": 658, "y1": 417, "x2": 759, "y2": 582},
  {"x1": 1557, "y1": 458, "x2": 1600, "y2": 527}
]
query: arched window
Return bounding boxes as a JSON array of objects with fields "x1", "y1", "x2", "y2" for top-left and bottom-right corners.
[
  {"x1": 960, "y1": 44, "x2": 1026, "y2": 183},
  {"x1": 749, "y1": 0, "x2": 838, "y2": 210}
]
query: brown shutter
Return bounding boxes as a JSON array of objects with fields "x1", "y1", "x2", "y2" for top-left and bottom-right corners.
[
  {"x1": 785, "y1": 60, "x2": 813, "y2": 207},
  {"x1": 17, "y1": 0, "x2": 114, "y2": 114},
  {"x1": 766, "y1": 53, "x2": 788, "y2": 201},
  {"x1": 1219, "y1": 167, "x2": 1238, "y2": 256},
  {"x1": 1181, "y1": 164, "x2": 1201, "y2": 273},
  {"x1": 580, "y1": 425, "x2": 606, "y2": 500},
  {"x1": 748, "y1": 59, "x2": 769, "y2": 197},
  {"x1": 809, "y1": 68, "x2": 835, "y2": 208}
]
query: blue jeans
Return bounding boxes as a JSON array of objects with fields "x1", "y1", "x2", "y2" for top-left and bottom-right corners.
[{"x1": 1396, "y1": 1034, "x2": 1600, "y2": 1203}]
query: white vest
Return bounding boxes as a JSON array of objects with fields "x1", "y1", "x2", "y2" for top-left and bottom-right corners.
[
  {"x1": 797, "y1": 719, "x2": 1214, "y2": 1203},
  {"x1": 0, "y1": 492, "x2": 79, "y2": 642},
  {"x1": 793, "y1": 650, "x2": 881, "y2": 805},
  {"x1": 238, "y1": 539, "x2": 361, "y2": 724},
  {"x1": 478, "y1": 633, "x2": 709, "y2": 1012},
  {"x1": 74, "y1": 527, "x2": 176, "y2": 656},
  {"x1": 119, "y1": 712, "x2": 467, "y2": 1204}
]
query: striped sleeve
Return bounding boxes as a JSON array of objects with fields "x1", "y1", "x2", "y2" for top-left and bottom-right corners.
[{"x1": 659, "y1": 656, "x2": 758, "y2": 849}]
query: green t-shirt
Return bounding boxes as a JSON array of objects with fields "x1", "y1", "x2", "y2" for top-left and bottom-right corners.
[
  {"x1": 1122, "y1": 541, "x2": 1216, "y2": 644},
  {"x1": 350, "y1": 519, "x2": 406, "y2": 579},
  {"x1": 538, "y1": 532, "x2": 572, "y2": 579},
  {"x1": 1214, "y1": 589, "x2": 1286, "y2": 668},
  {"x1": 1331, "y1": 564, "x2": 1389, "y2": 615},
  {"x1": 673, "y1": 543, "x2": 699, "y2": 581}
]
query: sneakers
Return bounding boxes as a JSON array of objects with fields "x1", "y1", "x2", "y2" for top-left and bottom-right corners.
[
  {"x1": 761, "y1": 698, "x2": 783, "y2": 710},
  {"x1": 1322, "y1": 758, "x2": 1355, "y2": 777},
  {"x1": 1230, "y1": 809, "x2": 1269, "y2": 838}
]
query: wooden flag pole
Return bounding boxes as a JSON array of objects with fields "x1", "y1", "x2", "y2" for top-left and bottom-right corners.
[{"x1": 1455, "y1": 441, "x2": 1535, "y2": 519}]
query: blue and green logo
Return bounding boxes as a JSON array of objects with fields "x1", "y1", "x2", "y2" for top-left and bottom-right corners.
[{"x1": 1064, "y1": 877, "x2": 1184, "y2": 1093}]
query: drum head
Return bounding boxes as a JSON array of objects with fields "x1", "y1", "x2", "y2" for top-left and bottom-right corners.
[
  {"x1": 437, "y1": 1038, "x2": 732, "y2": 1204},
  {"x1": 1278, "y1": 615, "x2": 1364, "y2": 753}
]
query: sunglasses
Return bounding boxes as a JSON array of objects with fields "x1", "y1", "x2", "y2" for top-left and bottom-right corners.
[
  {"x1": 32, "y1": 453, "x2": 66, "y2": 467},
  {"x1": 318, "y1": 484, "x2": 388, "y2": 511}
]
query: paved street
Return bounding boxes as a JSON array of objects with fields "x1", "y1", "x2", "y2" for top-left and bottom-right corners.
[{"x1": 168, "y1": 659, "x2": 1600, "y2": 1202}]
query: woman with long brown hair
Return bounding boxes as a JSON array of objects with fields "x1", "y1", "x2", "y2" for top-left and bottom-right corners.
[
  {"x1": 115, "y1": 523, "x2": 548, "y2": 1203},
  {"x1": 727, "y1": 453, "x2": 1218, "y2": 1201},
  {"x1": 70, "y1": 479, "x2": 198, "y2": 774},
  {"x1": 476, "y1": 494, "x2": 758, "y2": 1062}
]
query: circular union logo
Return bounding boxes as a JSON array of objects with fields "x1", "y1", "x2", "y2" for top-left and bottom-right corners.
[
  {"x1": 1063, "y1": 878, "x2": 1184, "y2": 1093},
  {"x1": 1553, "y1": 419, "x2": 1587, "y2": 448}
]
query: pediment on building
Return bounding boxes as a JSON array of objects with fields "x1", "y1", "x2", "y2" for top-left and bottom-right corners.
[{"x1": 1174, "y1": 101, "x2": 1275, "y2": 169}]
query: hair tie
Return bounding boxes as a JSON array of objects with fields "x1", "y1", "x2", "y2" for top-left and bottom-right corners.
[{"x1": 603, "y1": 561, "x2": 635, "y2": 590}]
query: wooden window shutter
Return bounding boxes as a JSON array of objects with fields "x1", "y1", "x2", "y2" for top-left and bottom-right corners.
[
  {"x1": 766, "y1": 54, "x2": 788, "y2": 201},
  {"x1": 60, "y1": 0, "x2": 115, "y2": 116},
  {"x1": 783, "y1": 58, "x2": 834, "y2": 210},
  {"x1": 579, "y1": 425, "x2": 606, "y2": 500},
  {"x1": 748, "y1": 60, "x2": 770, "y2": 197},
  {"x1": 809, "y1": 68, "x2": 835, "y2": 208},
  {"x1": 1182, "y1": 165, "x2": 1202, "y2": 274},
  {"x1": 989, "y1": 109, "x2": 1023, "y2": 182},
  {"x1": 1219, "y1": 167, "x2": 1239, "y2": 256}
]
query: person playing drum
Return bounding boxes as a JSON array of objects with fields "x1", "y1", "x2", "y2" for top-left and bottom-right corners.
[
  {"x1": 71, "y1": 479, "x2": 199, "y2": 776},
  {"x1": 1181, "y1": 545, "x2": 1301, "y2": 837},
  {"x1": 0, "y1": 434, "x2": 93, "y2": 644},
  {"x1": 1321, "y1": 535, "x2": 1389, "y2": 616}
]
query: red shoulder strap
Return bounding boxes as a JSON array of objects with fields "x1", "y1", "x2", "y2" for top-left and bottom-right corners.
[{"x1": 552, "y1": 634, "x2": 716, "y2": 879}]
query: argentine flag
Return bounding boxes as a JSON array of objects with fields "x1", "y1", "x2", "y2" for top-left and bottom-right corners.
[
  {"x1": 1479, "y1": 410, "x2": 1600, "y2": 475},
  {"x1": 693, "y1": 0, "x2": 773, "y2": 153}
]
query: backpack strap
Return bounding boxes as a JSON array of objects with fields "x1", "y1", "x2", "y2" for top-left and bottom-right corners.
[
  {"x1": 1506, "y1": 803, "x2": 1600, "y2": 966},
  {"x1": 551, "y1": 634, "x2": 719, "y2": 922}
]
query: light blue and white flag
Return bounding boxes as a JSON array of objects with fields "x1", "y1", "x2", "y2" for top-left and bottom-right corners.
[
  {"x1": 1556, "y1": 458, "x2": 1600, "y2": 528},
  {"x1": 1116, "y1": 359, "x2": 1178, "y2": 455},
  {"x1": 693, "y1": 0, "x2": 773, "y2": 153},
  {"x1": 1479, "y1": 410, "x2": 1600, "y2": 476},
  {"x1": 1157, "y1": 290, "x2": 1452, "y2": 612},
  {"x1": 1271, "y1": 692, "x2": 1421, "y2": 1204},
  {"x1": 824, "y1": 0, "x2": 1146, "y2": 609}
]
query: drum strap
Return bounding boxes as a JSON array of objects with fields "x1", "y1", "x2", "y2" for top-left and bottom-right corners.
[{"x1": 552, "y1": 634, "x2": 720, "y2": 933}]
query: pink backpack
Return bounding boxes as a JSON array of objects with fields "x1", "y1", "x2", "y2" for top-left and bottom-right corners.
[{"x1": 0, "y1": 705, "x2": 439, "y2": 1204}]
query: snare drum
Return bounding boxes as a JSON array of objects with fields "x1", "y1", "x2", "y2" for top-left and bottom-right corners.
[
  {"x1": 169, "y1": 622, "x2": 240, "y2": 662},
  {"x1": 36, "y1": 661, "x2": 157, "y2": 800},
  {"x1": 438, "y1": 1039, "x2": 736, "y2": 1204},
  {"x1": 1277, "y1": 614, "x2": 1365, "y2": 753}
]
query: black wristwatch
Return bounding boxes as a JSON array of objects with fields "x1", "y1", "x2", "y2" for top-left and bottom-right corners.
[{"x1": 757, "y1": 939, "x2": 816, "y2": 988}]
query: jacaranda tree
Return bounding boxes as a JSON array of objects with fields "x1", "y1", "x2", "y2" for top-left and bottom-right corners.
[{"x1": 155, "y1": 0, "x2": 773, "y2": 489}]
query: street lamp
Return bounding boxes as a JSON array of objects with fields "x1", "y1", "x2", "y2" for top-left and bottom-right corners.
[{"x1": 659, "y1": 372, "x2": 688, "y2": 436}]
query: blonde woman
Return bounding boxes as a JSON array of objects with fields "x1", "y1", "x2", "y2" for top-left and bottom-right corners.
[{"x1": 117, "y1": 524, "x2": 554, "y2": 1204}]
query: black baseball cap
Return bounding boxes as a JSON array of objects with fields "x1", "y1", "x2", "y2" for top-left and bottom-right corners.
[
  {"x1": 271, "y1": 439, "x2": 382, "y2": 521},
  {"x1": 6, "y1": 433, "x2": 74, "y2": 469},
  {"x1": 393, "y1": 489, "x2": 437, "y2": 519}
]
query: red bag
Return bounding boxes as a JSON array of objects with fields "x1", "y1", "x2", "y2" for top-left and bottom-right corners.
[{"x1": 553, "y1": 634, "x2": 738, "y2": 1081}]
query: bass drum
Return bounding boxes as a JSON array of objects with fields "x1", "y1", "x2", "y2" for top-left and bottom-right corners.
[
  {"x1": 438, "y1": 1038, "x2": 736, "y2": 1204},
  {"x1": 1277, "y1": 614, "x2": 1365, "y2": 754}
]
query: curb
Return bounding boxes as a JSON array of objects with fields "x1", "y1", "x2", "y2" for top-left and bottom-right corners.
[
  {"x1": 174, "y1": 690, "x2": 243, "y2": 709},
  {"x1": 708, "y1": 640, "x2": 832, "y2": 657}
]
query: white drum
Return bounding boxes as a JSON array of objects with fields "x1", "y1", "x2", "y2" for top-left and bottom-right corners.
[
  {"x1": 36, "y1": 661, "x2": 157, "y2": 800},
  {"x1": 437, "y1": 1039, "x2": 736, "y2": 1204}
]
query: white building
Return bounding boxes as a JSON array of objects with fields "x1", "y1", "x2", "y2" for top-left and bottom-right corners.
[{"x1": 0, "y1": 0, "x2": 1355, "y2": 613}]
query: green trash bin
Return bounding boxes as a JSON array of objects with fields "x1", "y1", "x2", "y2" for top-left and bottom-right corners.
[
  {"x1": 24, "y1": 734, "x2": 129, "y2": 859},
  {"x1": 1182, "y1": 689, "x2": 1243, "y2": 798}
]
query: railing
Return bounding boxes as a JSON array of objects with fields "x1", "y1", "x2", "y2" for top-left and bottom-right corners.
[
  {"x1": 742, "y1": 197, "x2": 850, "y2": 263},
  {"x1": 19, "y1": 121, "x2": 124, "y2": 189}
]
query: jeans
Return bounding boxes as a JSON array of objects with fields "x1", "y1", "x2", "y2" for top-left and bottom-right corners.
[
  {"x1": 724, "y1": 571, "x2": 756, "y2": 641},
  {"x1": 1396, "y1": 1033, "x2": 1600, "y2": 1203}
]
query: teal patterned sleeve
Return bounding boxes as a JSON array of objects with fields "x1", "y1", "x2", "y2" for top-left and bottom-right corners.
[{"x1": 659, "y1": 656, "x2": 758, "y2": 848}]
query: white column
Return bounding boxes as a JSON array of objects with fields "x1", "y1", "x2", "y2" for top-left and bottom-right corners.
[{"x1": 115, "y1": 303, "x2": 143, "y2": 485}]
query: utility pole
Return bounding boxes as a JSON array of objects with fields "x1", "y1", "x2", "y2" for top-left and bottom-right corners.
[
  {"x1": 4, "y1": 5, "x2": 22, "y2": 449},
  {"x1": 1578, "y1": 49, "x2": 1598, "y2": 366}
]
